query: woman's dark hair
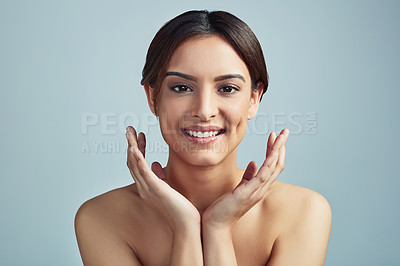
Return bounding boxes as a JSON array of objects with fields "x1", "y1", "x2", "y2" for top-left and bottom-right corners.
[{"x1": 141, "y1": 10, "x2": 269, "y2": 114}]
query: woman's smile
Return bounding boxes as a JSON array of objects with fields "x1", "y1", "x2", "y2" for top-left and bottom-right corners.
[{"x1": 182, "y1": 125, "x2": 225, "y2": 145}]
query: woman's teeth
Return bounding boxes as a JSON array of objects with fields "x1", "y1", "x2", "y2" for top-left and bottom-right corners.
[{"x1": 184, "y1": 130, "x2": 222, "y2": 138}]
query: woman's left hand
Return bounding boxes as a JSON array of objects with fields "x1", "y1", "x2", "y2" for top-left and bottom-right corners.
[{"x1": 202, "y1": 129, "x2": 289, "y2": 231}]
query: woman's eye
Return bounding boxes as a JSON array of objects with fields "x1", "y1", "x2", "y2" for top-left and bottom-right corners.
[
  {"x1": 170, "y1": 85, "x2": 192, "y2": 93},
  {"x1": 218, "y1": 86, "x2": 239, "y2": 94}
]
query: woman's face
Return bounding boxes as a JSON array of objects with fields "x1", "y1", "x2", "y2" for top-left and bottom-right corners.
[{"x1": 147, "y1": 35, "x2": 262, "y2": 166}]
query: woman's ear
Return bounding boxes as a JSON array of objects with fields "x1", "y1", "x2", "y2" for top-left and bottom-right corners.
[
  {"x1": 248, "y1": 82, "x2": 264, "y2": 120},
  {"x1": 144, "y1": 84, "x2": 157, "y2": 116}
]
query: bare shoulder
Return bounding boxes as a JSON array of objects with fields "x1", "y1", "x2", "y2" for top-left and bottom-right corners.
[
  {"x1": 74, "y1": 184, "x2": 144, "y2": 265},
  {"x1": 267, "y1": 181, "x2": 332, "y2": 217},
  {"x1": 75, "y1": 184, "x2": 143, "y2": 230},
  {"x1": 264, "y1": 181, "x2": 332, "y2": 266},
  {"x1": 75, "y1": 183, "x2": 140, "y2": 215}
]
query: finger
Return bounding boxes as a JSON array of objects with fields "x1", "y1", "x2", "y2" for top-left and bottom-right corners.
[
  {"x1": 233, "y1": 161, "x2": 258, "y2": 190},
  {"x1": 256, "y1": 129, "x2": 289, "y2": 195},
  {"x1": 126, "y1": 126, "x2": 138, "y2": 149},
  {"x1": 131, "y1": 144, "x2": 159, "y2": 187},
  {"x1": 126, "y1": 128, "x2": 147, "y2": 189},
  {"x1": 267, "y1": 129, "x2": 288, "y2": 168},
  {"x1": 238, "y1": 130, "x2": 289, "y2": 201},
  {"x1": 126, "y1": 127, "x2": 136, "y2": 168},
  {"x1": 267, "y1": 129, "x2": 289, "y2": 186},
  {"x1": 127, "y1": 148, "x2": 146, "y2": 189},
  {"x1": 279, "y1": 128, "x2": 289, "y2": 140},
  {"x1": 268, "y1": 130, "x2": 287, "y2": 160},
  {"x1": 243, "y1": 161, "x2": 258, "y2": 181},
  {"x1": 138, "y1": 132, "x2": 146, "y2": 158},
  {"x1": 126, "y1": 127, "x2": 138, "y2": 163},
  {"x1": 266, "y1": 132, "x2": 276, "y2": 158},
  {"x1": 250, "y1": 132, "x2": 287, "y2": 186},
  {"x1": 151, "y1": 162, "x2": 167, "y2": 181}
]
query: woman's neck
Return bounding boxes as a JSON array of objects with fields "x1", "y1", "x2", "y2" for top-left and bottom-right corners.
[{"x1": 164, "y1": 149, "x2": 244, "y2": 214}]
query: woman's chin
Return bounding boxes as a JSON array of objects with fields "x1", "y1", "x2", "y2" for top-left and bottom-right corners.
[
  {"x1": 166, "y1": 136, "x2": 236, "y2": 166},
  {"x1": 177, "y1": 150, "x2": 229, "y2": 167}
]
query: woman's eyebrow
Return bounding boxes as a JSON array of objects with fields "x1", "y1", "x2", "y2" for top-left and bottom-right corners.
[
  {"x1": 165, "y1": 71, "x2": 197, "y2": 81},
  {"x1": 214, "y1": 74, "x2": 245, "y2": 83},
  {"x1": 165, "y1": 71, "x2": 246, "y2": 83}
]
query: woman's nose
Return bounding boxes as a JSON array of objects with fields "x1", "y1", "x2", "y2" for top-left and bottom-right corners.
[{"x1": 191, "y1": 89, "x2": 218, "y2": 121}]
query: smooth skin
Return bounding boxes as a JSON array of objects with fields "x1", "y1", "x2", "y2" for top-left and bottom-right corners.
[{"x1": 75, "y1": 36, "x2": 332, "y2": 265}]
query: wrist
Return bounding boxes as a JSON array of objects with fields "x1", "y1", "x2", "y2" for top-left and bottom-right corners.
[
  {"x1": 202, "y1": 221, "x2": 233, "y2": 237},
  {"x1": 201, "y1": 210, "x2": 238, "y2": 233},
  {"x1": 202, "y1": 221, "x2": 238, "y2": 266},
  {"x1": 171, "y1": 220, "x2": 201, "y2": 236},
  {"x1": 168, "y1": 212, "x2": 201, "y2": 233},
  {"x1": 169, "y1": 223, "x2": 203, "y2": 266}
]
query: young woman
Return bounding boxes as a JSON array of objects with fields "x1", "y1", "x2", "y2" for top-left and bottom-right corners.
[{"x1": 75, "y1": 10, "x2": 332, "y2": 266}]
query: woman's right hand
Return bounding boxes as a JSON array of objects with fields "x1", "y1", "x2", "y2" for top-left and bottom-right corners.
[{"x1": 125, "y1": 126, "x2": 201, "y2": 232}]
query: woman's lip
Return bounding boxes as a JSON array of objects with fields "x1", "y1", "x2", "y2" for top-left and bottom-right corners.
[
  {"x1": 183, "y1": 125, "x2": 224, "y2": 132},
  {"x1": 181, "y1": 129, "x2": 223, "y2": 144}
]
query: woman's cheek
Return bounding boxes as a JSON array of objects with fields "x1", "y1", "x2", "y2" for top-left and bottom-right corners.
[{"x1": 224, "y1": 107, "x2": 248, "y2": 134}]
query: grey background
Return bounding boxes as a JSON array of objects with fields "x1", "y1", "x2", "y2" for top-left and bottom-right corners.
[{"x1": 1, "y1": 0, "x2": 399, "y2": 265}]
